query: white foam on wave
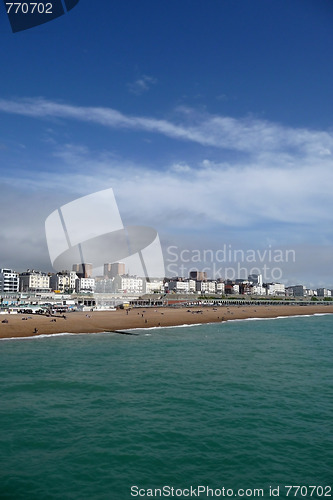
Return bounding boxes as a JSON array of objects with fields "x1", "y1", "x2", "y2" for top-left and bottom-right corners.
[
  {"x1": 119, "y1": 322, "x2": 206, "y2": 333},
  {"x1": 230, "y1": 312, "x2": 333, "y2": 323},
  {"x1": 0, "y1": 332, "x2": 77, "y2": 341},
  {"x1": 0, "y1": 331, "x2": 116, "y2": 341},
  {"x1": 123, "y1": 311, "x2": 333, "y2": 333}
]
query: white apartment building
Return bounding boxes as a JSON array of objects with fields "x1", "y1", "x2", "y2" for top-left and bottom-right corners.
[
  {"x1": 197, "y1": 280, "x2": 217, "y2": 294},
  {"x1": 19, "y1": 270, "x2": 50, "y2": 293},
  {"x1": 251, "y1": 285, "x2": 266, "y2": 296},
  {"x1": 216, "y1": 282, "x2": 225, "y2": 294},
  {"x1": 75, "y1": 277, "x2": 95, "y2": 293},
  {"x1": 167, "y1": 280, "x2": 191, "y2": 293},
  {"x1": 113, "y1": 275, "x2": 144, "y2": 294},
  {"x1": 266, "y1": 283, "x2": 285, "y2": 296},
  {"x1": 0, "y1": 268, "x2": 19, "y2": 293},
  {"x1": 144, "y1": 279, "x2": 165, "y2": 294}
]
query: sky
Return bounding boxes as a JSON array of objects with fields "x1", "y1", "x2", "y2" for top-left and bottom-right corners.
[{"x1": 0, "y1": 0, "x2": 333, "y2": 287}]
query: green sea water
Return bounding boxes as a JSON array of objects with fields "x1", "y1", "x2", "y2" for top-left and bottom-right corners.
[{"x1": 0, "y1": 315, "x2": 332, "y2": 500}]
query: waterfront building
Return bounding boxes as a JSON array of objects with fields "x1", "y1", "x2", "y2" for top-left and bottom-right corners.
[
  {"x1": 19, "y1": 270, "x2": 51, "y2": 293},
  {"x1": 266, "y1": 283, "x2": 286, "y2": 296},
  {"x1": 144, "y1": 279, "x2": 165, "y2": 294},
  {"x1": 113, "y1": 275, "x2": 144, "y2": 294},
  {"x1": 50, "y1": 271, "x2": 78, "y2": 293},
  {"x1": 286, "y1": 285, "x2": 306, "y2": 297},
  {"x1": 167, "y1": 279, "x2": 191, "y2": 294},
  {"x1": 224, "y1": 283, "x2": 240, "y2": 295},
  {"x1": 196, "y1": 280, "x2": 217, "y2": 294},
  {"x1": 251, "y1": 285, "x2": 266, "y2": 296},
  {"x1": 0, "y1": 268, "x2": 19, "y2": 293},
  {"x1": 75, "y1": 277, "x2": 95, "y2": 293}
]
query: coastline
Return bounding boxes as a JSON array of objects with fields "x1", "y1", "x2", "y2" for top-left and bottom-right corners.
[{"x1": 1, "y1": 304, "x2": 333, "y2": 339}]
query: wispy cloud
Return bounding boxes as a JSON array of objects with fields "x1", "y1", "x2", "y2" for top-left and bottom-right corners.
[
  {"x1": 0, "y1": 97, "x2": 333, "y2": 157},
  {"x1": 127, "y1": 75, "x2": 157, "y2": 95},
  {"x1": 3, "y1": 142, "x2": 332, "y2": 232}
]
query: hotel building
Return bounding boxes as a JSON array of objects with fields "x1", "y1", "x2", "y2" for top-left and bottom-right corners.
[{"x1": 19, "y1": 270, "x2": 51, "y2": 293}]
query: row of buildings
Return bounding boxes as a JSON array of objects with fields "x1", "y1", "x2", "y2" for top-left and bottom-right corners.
[{"x1": 0, "y1": 265, "x2": 332, "y2": 298}]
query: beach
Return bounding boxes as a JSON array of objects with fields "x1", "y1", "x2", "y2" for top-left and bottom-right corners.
[{"x1": 1, "y1": 303, "x2": 332, "y2": 339}]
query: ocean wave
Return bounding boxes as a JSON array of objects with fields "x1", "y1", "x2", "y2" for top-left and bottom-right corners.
[
  {"x1": 0, "y1": 331, "x2": 115, "y2": 341},
  {"x1": 120, "y1": 312, "x2": 333, "y2": 333},
  {"x1": 118, "y1": 322, "x2": 207, "y2": 333},
  {"x1": 0, "y1": 332, "x2": 77, "y2": 341}
]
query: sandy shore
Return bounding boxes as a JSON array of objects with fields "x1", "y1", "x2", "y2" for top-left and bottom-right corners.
[{"x1": 0, "y1": 304, "x2": 332, "y2": 339}]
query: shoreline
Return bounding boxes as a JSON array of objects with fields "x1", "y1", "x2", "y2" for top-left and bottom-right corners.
[{"x1": 1, "y1": 304, "x2": 333, "y2": 339}]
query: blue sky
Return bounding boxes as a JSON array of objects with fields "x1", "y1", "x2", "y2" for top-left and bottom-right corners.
[{"x1": 0, "y1": 0, "x2": 332, "y2": 287}]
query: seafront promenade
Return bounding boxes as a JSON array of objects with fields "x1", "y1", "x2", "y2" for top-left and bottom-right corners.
[{"x1": 1, "y1": 303, "x2": 332, "y2": 339}]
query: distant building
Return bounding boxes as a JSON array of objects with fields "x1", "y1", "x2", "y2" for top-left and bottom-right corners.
[
  {"x1": 72, "y1": 263, "x2": 93, "y2": 278},
  {"x1": 144, "y1": 279, "x2": 165, "y2": 294},
  {"x1": 113, "y1": 275, "x2": 144, "y2": 294},
  {"x1": 251, "y1": 285, "x2": 266, "y2": 296},
  {"x1": 167, "y1": 279, "x2": 191, "y2": 294},
  {"x1": 216, "y1": 281, "x2": 225, "y2": 295},
  {"x1": 94, "y1": 278, "x2": 114, "y2": 293},
  {"x1": 50, "y1": 271, "x2": 77, "y2": 293},
  {"x1": 266, "y1": 283, "x2": 285, "y2": 296},
  {"x1": 224, "y1": 283, "x2": 239, "y2": 295},
  {"x1": 0, "y1": 268, "x2": 19, "y2": 293},
  {"x1": 75, "y1": 277, "x2": 95, "y2": 293},
  {"x1": 248, "y1": 274, "x2": 263, "y2": 286},
  {"x1": 196, "y1": 280, "x2": 217, "y2": 294},
  {"x1": 189, "y1": 271, "x2": 207, "y2": 281},
  {"x1": 317, "y1": 288, "x2": 331, "y2": 297},
  {"x1": 286, "y1": 285, "x2": 306, "y2": 297},
  {"x1": 19, "y1": 270, "x2": 50, "y2": 293},
  {"x1": 104, "y1": 262, "x2": 125, "y2": 279}
]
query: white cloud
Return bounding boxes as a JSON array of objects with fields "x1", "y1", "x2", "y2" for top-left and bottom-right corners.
[
  {"x1": 127, "y1": 75, "x2": 157, "y2": 95},
  {"x1": 1, "y1": 97, "x2": 333, "y2": 157}
]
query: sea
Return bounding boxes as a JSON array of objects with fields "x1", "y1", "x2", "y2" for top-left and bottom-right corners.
[{"x1": 0, "y1": 314, "x2": 332, "y2": 500}]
